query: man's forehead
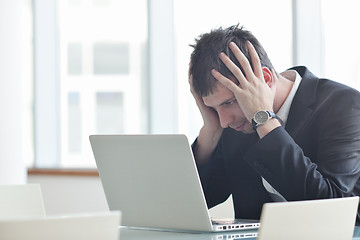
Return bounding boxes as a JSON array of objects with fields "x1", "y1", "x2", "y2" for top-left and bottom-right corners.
[{"x1": 202, "y1": 83, "x2": 235, "y2": 107}]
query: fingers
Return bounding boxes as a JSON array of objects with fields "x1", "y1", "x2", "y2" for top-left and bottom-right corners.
[
  {"x1": 211, "y1": 41, "x2": 272, "y2": 97},
  {"x1": 246, "y1": 41, "x2": 262, "y2": 78},
  {"x1": 228, "y1": 42, "x2": 254, "y2": 80},
  {"x1": 218, "y1": 41, "x2": 264, "y2": 84},
  {"x1": 218, "y1": 52, "x2": 247, "y2": 89},
  {"x1": 211, "y1": 69, "x2": 241, "y2": 94}
]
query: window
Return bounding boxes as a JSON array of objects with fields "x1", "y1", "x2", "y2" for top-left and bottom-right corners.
[
  {"x1": 32, "y1": 0, "x2": 359, "y2": 169},
  {"x1": 34, "y1": 0, "x2": 148, "y2": 168},
  {"x1": 321, "y1": 0, "x2": 360, "y2": 89},
  {"x1": 60, "y1": 0, "x2": 148, "y2": 167},
  {"x1": 34, "y1": 0, "x2": 292, "y2": 168},
  {"x1": 34, "y1": 0, "x2": 292, "y2": 167}
]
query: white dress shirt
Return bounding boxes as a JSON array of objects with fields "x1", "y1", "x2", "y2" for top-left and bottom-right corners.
[{"x1": 262, "y1": 70, "x2": 302, "y2": 202}]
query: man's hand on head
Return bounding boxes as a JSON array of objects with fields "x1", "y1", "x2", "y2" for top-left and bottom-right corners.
[
  {"x1": 188, "y1": 74, "x2": 223, "y2": 134},
  {"x1": 210, "y1": 41, "x2": 278, "y2": 123},
  {"x1": 188, "y1": 74, "x2": 224, "y2": 164}
]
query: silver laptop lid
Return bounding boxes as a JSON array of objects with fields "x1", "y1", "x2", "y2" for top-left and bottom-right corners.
[
  {"x1": 258, "y1": 196, "x2": 359, "y2": 240},
  {"x1": 89, "y1": 134, "x2": 213, "y2": 232}
]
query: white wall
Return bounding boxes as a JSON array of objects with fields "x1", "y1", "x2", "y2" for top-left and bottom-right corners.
[{"x1": 0, "y1": 0, "x2": 31, "y2": 184}]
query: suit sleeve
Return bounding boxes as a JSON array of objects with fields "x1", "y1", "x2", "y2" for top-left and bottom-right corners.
[{"x1": 244, "y1": 88, "x2": 360, "y2": 201}]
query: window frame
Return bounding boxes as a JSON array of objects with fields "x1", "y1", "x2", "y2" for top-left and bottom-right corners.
[{"x1": 33, "y1": 0, "x2": 61, "y2": 167}]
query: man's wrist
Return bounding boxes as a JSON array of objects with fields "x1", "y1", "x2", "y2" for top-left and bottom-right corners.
[
  {"x1": 256, "y1": 118, "x2": 282, "y2": 139},
  {"x1": 252, "y1": 110, "x2": 280, "y2": 130}
]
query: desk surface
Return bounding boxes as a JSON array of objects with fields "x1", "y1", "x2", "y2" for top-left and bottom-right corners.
[{"x1": 119, "y1": 226, "x2": 360, "y2": 240}]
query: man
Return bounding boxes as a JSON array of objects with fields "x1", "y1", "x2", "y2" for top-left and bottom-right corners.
[{"x1": 189, "y1": 24, "x2": 360, "y2": 223}]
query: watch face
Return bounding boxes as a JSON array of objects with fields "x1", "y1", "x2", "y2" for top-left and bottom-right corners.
[{"x1": 254, "y1": 111, "x2": 269, "y2": 124}]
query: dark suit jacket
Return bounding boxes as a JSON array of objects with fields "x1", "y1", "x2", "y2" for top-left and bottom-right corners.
[{"x1": 195, "y1": 66, "x2": 360, "y2": 223}]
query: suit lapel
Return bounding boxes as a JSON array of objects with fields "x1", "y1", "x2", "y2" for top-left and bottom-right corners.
[{"x1": 284, "y1": 66, "x2": 319, "y2": 139}]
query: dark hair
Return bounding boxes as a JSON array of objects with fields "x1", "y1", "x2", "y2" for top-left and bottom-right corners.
[{"x1": 189, "y1": 24, "x2": 274, "y2": 97}]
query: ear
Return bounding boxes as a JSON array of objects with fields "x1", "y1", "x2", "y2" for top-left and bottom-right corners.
[{"x1": 262, "y1": 67, "x2": 274, "y2": 87}]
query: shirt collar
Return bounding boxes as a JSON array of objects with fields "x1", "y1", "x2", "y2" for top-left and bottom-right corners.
[{"x1": 276, "y1": 70, "x2": 302, "y2": 126}]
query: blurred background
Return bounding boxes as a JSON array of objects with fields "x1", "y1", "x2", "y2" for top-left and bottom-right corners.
[{"x1": 0, "y1": 0, "x2": 359, "y2": 216}]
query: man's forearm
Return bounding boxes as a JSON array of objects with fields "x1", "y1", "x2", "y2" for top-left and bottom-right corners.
[{"x1": 193, "y1": 126, "x2": 223, "y2": 165}]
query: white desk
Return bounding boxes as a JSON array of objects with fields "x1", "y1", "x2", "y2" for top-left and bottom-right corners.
[{"x1": 119, "y1": 226, "x2": 360, "y2": 240}]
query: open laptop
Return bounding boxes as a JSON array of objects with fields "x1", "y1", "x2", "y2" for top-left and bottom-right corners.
[
  {"x1": 257, "y1": 196, "x2": 359, "y2": 240},
  {"x1": 89, "y1": 134, "x2": 259, "y2": 233},
  {"x1": 118, "y1": 197, "x2": 359, "y2": 240}
]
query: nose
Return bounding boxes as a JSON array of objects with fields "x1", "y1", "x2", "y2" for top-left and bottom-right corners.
[{"x1": 217, "y1": 109, "x2": 234, "y2": 129}]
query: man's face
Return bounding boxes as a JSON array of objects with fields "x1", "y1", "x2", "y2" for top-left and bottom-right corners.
[{"x1": 203, "y1": 82, "x2": 254, "y2": 133}]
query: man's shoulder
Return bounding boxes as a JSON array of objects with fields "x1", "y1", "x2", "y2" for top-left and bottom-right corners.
[
  {"x1": 291, "y1": 65, "x2": 359, "y2": 100},
  {"x1": 316, "y1": 77, "x2": 360, "y2": 104},
  {"x1": 318, "y1": 77, "x2": 359, "y2": 92}
]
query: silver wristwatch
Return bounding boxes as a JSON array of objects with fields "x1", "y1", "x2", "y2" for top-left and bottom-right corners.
[{"x1": 251, "y1": 110, "x2": 279, "y2": 130}]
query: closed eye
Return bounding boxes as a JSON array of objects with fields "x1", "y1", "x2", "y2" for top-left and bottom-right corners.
[{"x1": 222, "y1": 98, "x2": 236, "y2": 106}]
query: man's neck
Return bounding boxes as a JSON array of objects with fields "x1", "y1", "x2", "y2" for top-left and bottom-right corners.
[{"x1": 273, "y1": 70, "x2": 296, "y2": 113}]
